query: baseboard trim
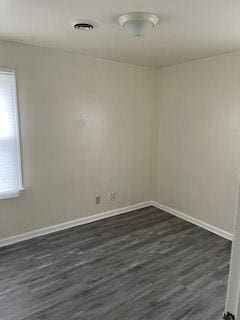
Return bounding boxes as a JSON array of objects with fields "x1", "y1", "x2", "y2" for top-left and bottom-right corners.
[
  {"x1": 0, "y1": 201, "x2": 151, "y2": 248},
  {"x1": 0, "y1": 200, "x2": 233, "y2": 248},
  {"x1": 151, "y1": 201, "x2": 233, "y2": 241}
]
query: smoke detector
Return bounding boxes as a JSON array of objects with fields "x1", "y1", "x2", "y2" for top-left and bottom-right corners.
[{"x1": 72, "y1": 20, "x2": 99, "y2": 31}]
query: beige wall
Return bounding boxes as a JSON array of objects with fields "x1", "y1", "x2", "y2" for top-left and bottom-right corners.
[
  {"x1": 154, "y1": 52, "x2": 240, "y2": 233},
  {"x1": 1, "y1": 40, "x2": 240, "y2": 240},
  {"x1": 0, "y1": 41, "x2": 156, "y2": 239}
]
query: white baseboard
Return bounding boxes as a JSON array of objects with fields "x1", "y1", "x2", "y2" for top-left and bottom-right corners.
[
  {"x1": 0, "y1": 201, "x2": 151, "y2": 248},
  {"x1": 151, "y1": 201, "x2": 233, "y2": 241},
  {"x1": 0, "y1": 200, "x2": 233, "y2": 248}
]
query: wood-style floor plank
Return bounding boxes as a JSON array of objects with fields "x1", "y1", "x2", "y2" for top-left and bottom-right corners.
[{"x1": 0, "y1": 206, "x2": 231, "y2": 320}]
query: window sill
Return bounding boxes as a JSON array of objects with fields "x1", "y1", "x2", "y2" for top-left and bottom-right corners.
[{"x1": 0, "y1": 189, "x2": 24, "y2": 200}]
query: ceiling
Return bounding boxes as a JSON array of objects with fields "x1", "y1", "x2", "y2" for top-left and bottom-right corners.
[{"x1": 1, "y1": 0, "x2": 240, "y2": 68}]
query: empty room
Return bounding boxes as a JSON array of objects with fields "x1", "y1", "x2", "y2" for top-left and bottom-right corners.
[{"x1": 1, "y1": 1, "x2": 240, "y2": 319}]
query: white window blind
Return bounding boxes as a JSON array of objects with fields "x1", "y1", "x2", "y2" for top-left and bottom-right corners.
[{"x1": 0, "y1": 69, "x2": 22, "y2": 199}]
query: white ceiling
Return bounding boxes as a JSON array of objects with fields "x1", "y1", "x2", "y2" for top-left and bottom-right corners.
[{"x1": 1, "y1": 0, "x2": 240, "y2": 68}]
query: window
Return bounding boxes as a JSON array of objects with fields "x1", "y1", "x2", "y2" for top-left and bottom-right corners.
[{"x1": 0, "y1": 69, "x2": 22, "y2": 199}]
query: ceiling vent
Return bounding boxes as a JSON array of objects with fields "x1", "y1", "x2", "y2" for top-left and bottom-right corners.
[{"x1": 72, "y1": 20, "x2": 99, "y2": 31}]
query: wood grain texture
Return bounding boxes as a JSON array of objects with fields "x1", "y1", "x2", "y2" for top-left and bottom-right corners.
[{"x1": 0, "y1": 206, "x2": 231, "y2": 320}]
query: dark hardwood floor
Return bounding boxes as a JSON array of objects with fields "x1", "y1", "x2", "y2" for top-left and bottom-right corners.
[{"x1": 0, "y1": 206, "x2": 231, "y2": 320}]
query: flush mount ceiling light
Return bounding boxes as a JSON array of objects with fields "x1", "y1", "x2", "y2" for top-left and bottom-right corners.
[
  {"x1": 72, "y1": 20, "x2": 99, "y2": 31},
  {"x1": 118, "y1": 12, "x2": 159, "y2": 37}
]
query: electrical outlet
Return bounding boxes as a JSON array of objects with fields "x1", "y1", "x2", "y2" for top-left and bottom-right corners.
[{"x1": 96, "y1": 196, "x2": 101, "y2": 204}]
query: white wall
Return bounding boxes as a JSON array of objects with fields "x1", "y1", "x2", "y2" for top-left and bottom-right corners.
[
  {"x1": 1, "y1": 40, "x2": 240, "y2": 240},
  {"x1": 0, "y1": 41, "x2": 156, "y2": 239},
  {"x1": 154, "y1": 52, "x2": 240, "y2": 233}
]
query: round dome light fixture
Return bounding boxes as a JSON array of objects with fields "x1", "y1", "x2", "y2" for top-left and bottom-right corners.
[
  {"x1": 72, "y1": 20, "x2": 99, "y2": 31},
  {"x1": 118, "y1": 12, "x2": 159, "y2": 37}
]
